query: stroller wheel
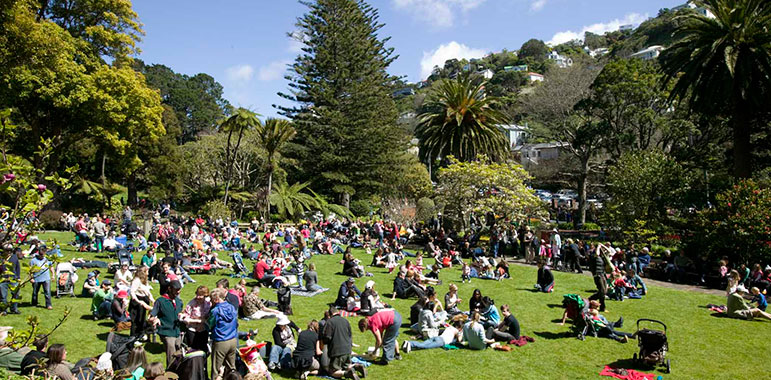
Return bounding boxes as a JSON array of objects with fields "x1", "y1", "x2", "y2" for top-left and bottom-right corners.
[
  {"x1": 666, "y1": 359, "x2": 671, "y2": 373},
  {"x1": 633, "y1": 353, "x2": 637, "y2": 363}
]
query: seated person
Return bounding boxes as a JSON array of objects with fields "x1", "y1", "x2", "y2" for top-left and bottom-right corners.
[
  {"x1": 342, "y1": 253, "x2": 364, "y2": 278},
  {"x1": 91, "y1": 280, "x2": 114, "y2": 320},
  {"x1": 727, "y1": 285, "x2": 771, "y2": 321},
  {"x1": 111, "y1": 290, "x2": 131, "y2": 324},
  {"x1": 495, "y1": 260, "x2": 510, "y2": 280},
  {"x1": 414, "y1": 301, "x2": 442, "y2": 338},
  {"x1": 335, "y1": 278, "x2": 361, "y2": 310},
  {"x1": 480, "y1": 297, "x2": 501, "y2": 329},
  {"x1": 636, "y1": 247, "x2": 651, "y2": 274},
  {"x1": 20, "y1": 335, "x2": 48, "y2": 375},
  {"x1": 750, "y1": 287, "x2": 767, "y2": 311},
  {"x1": 82, "y1": 270, "x2": 101, "y2": 297},
  {"x1": 485, "y1": 304, "x2": 520, "y2": 343},
  {"x1": 360, "y1": 281, "x2": 386, "y2": 316},
  {"x1": 391, "y1": 271, "x2": 416, "y2": 300},
  {"x1": 243, "y1": 287, "x2": 283, "y2": 320},
  {"x1": 534, "y1": 261, "x2": 554, "y2": 293},
  {"x1": 623, "y1": 269, "x2": 647, "y2": 296},
  {"x1": 0, "y1": 326, "x2": 24, "y2": 374},
  {"x1": 462, "y1": 312, "x2": 498, "y2": 350}
]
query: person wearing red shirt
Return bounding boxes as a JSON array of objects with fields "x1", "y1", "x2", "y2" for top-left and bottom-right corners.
[{"x1": 358, "y1": 309, "x2": 402, "y2": 364}]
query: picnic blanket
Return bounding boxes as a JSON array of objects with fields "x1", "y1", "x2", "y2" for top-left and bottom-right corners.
[
  {"x1": 600, "y1": 366, "x2": 656, "y2": 380},
  {"x1": 339, "y1": 310, "x2": 360, "y2": 318},
  {"x1": 289, "y1": 287, "x2": 329, "y2": 297},
  {"x1": 707, "y1": 303, "x2": 726, "y2": 313},
  {"x1": 351, "y1": 357, "x2": 373, "y2": 367}
]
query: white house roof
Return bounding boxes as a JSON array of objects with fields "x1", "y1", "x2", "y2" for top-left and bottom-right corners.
[{"x1": 631, "y1": 45, "x2": 664, "y2": 57}]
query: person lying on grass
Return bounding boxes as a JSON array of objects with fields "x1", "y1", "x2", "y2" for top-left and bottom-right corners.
[
  {"x1": 402, "y1": 316, "x2": 465, "y2": 353},
  {"x1": 588, "y1": 309, "x2": 634, "y2": 343}
]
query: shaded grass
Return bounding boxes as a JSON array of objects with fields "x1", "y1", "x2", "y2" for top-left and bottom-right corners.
[{"x1": 3, "y1": 231, "x2": 769, "y2": 379}]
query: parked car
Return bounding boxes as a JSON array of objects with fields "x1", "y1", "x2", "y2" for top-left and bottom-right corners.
[{"x1": 555, "y1": 189, "x2": 578, "y2": 200}]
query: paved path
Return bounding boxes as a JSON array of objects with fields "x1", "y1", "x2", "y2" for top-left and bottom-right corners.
[{"x1": 505, "y1": 257, "x2": 725, "y2": 297}]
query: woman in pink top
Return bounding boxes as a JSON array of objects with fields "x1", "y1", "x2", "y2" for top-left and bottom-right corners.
[
  {"x1": 358, "y1": 309, "x2": 402, "y2": 364},
  {"x1": 180, "y1": 285, "x2": 211, "y2": 352}
]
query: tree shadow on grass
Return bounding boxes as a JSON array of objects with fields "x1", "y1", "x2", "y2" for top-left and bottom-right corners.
[{"x1": 532, "y1": 331, "x2": 575, "y2": 340}]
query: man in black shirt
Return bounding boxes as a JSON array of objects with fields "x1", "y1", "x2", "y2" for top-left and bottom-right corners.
[
  {"x1": 20, "y1": 335, "x2": 47, "y2": 375},
  {"x1": 485, "y1": 304, "x2": 520, "y2": 342},
  {"x1": 321, "y1": 307, "x2": 363, "y2": 379},
  {"x1": 588, "y1": 244, "x2": 608, "y2": 312}
]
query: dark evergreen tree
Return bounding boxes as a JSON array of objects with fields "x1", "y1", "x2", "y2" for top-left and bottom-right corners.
[{"x1": 278, "y1": 0, "x2": 405, "y2": 206}]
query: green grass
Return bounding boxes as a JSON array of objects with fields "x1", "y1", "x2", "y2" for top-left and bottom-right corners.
[{"x1": 4, "y1": 231, "x2": 770, "y2": 379}]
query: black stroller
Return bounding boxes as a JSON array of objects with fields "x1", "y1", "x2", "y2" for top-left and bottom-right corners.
[
  {"x1": 632, "y1": 319, "x2": 670, "y2": 373},
  {"x1": 109, "y1": 248, "x2": 136, "y2": 274},
  {"x1": 561, "y1": 294, "x2": 594, "y2": 340},
  {"x1": 230, "y1": 251, "x2": 248, "y2": 277}
]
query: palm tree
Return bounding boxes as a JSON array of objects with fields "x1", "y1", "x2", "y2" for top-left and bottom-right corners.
[
  {"x1": 269, "y1": 182, "x2": 319, "y2": 221},
  {"x1": 255, "y1": 118, "x2": 296, "y2": 221},
  {"x1": 415, "y1": 74, "x2": 509, "y2": 166},
  {"x1": 220, "y1": 108, "x2": 261, "y2": 206},
  {"x1": 659, "y1": 0, "x2": 771, "y2": 178}
]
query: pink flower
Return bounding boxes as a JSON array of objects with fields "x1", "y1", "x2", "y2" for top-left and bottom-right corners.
[
  {"x1": 3, "y1": 173, "x2": 15, "y2": 182},
  {"x1": 36, "y1": 184, "x2": 46, "y2": 192}
]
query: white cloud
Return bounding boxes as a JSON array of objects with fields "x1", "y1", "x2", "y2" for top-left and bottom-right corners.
[
  {"x1": 225, "y1": 64, "x2": 254, "y2": 82},
  {"x1": 530, "y1": 0, "x2": 547, "y2": 12},
  {"x1": 420, "y1": 41, "x2": 487, "y2": 79},
  {"x1": 547, "y1": 13, "x2": 647, "y2": 45},
  {"x1": 392, "y1": 0, "x2": 487, "y2": 29},
  {"x1": 258, "y1": 60, "x2": 291, "y2": 81}
]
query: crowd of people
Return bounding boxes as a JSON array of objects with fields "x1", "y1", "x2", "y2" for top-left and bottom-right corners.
[{"x1": 0, "y1": 209, "x2": 769, "y2": 379}]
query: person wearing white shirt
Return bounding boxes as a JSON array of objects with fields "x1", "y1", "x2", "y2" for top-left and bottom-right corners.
[{"x1": 402, "y1": 318, "x2": 463, "y2": 352}]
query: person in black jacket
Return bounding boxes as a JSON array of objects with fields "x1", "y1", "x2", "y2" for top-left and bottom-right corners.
[
  {"x1": 535, "y1": 261, "x2": 554, "y2": 293},
  {"x1": 565, "y1": 239, "x2": 584, "y2": 273},
  {"x1": 588, "y1": 244, "x2": 608, "y2": 312},
  {"x1": 20, "y1": 335, "x2": 48, "y2": 375},
  {"x1": 335, "y1": 278, "x2": 361, "y2": 309}
]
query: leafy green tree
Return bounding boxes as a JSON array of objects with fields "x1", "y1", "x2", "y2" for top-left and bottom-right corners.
[
  {"x1": 134, "y1": 61, "x2": 231, "y2": 143},
  {"x1": 279, "y1": 0, "x2": 405, "y2": 206},
  {"x1": 518, "y1": 39, "x2": 549, "y2": 61},
  {"x1": 603, "y1": 150, "x2": 689, "y2": 239},
  {"x1": 255, "y1": 118, "x2": 296, "y2": 220},
  {"x1": 434, "y1": 156, "x2": 544, "y2": 229},
  {"x1": 659, "y1": 0, "x2": 771, "y2": 178},
  {"x1": 584, "y1": 32, "x2": 607, "y2": 49},
  {"x1": 219, "y1": 108, "x2": 261, "y2": 206},
  {"x1": 415, "y1": 74, "x2": 509, "y2": 164}
]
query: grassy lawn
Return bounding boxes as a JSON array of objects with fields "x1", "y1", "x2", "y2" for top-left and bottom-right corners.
[{"x1": 3, "y1": 231, "x2": 769, "y2": 379}]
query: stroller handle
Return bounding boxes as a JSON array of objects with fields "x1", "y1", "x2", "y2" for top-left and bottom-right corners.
[{"x1": 636, "y1": 318, "x2": 667, "y2": 332}]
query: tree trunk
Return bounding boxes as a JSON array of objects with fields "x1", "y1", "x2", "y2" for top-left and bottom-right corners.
[
  {"x1": 223, "y1": 129, "x2": 234, "y2": 206},
  {"x1": 127, "y1": 172, "x2": 138, "y2": 207},
  {"x1": 265, "y1": 170, "x2": 273, "y2": 222},
  {"x1": 575, "y1": 156, "x2": 590, "y2": 229},
  {"x1": 732, "y1": 100, "x2": 752, "y2": 179},
  {"x1": 341, "y1": 192, "x2": 350, "y2": 209}
]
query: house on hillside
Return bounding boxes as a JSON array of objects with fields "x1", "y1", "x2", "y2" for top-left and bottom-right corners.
[
  {"x1": 672, "y1": 1, "x2": 715, "y2": 18},
  {"x1": 619, "y1": 24, "x2": 635, "y2": 31},
  {"x1": 497, "y1": 124, "x2": 528, "y2": 149},
  {"x1": 527, "y1": 72, "x2": 544, "y2": 82},
  {"x1": 513, "y1": 142, "x2": 569, "y2": 169},
  {"x1": 630, "y1": 45, "x2": 664, "y2": 61},
  {"x1": 585, "y1": 47, "x2": 609, "y2": 58},
  {"x1": 547, "y1": 51, "x2": 573, "y2": 68},
  {"x1": 476, "y1": 69, "x2": 494, "y2": 80},
  {"x1": 504, "y1": 64, "x2": 528, "y2": 72}
]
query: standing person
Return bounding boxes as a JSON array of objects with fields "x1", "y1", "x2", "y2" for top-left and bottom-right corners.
[
  {"x1": 523, "y1": 227, "x2": 535, "y2": 264},
  {"x1": 589, "y1": 244, "x2": 608, "y2": 312},
  {"x1": 93, "y1": 216, "x2": 107, "y2": 253},
  {"x1": 321, "y1": 306, "x2": 362, "y2": 379},
  {"x1": 208, "y1": 288, "x2": 238, "y2": 378},
  {"x1": 549, "y1": 229, "x2": 561, "y2": 266},
  {"x1": 74, "y1": 215, "x2": 90, "y2": 251},
  {"x1": 180, "y1": 286, "x2": 211, "y2": 352},
  {"x1": 149, "y1": 281, "x2": 183, "y2": 367},
  {"x1": 129, "y1": 267, "x2": 154, "y2": 338},
  {"x1": 29, "y1": 248, "x2": 53, "y2": 310},
  {"x1": 0, "y1": 246, "x2": 21, "y2": 314},
  {"x1": 358, "y1": 309, "x2": 402, "y2": 365}
]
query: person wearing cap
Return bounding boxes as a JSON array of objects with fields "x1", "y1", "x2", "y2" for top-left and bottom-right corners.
[
  {"x1": 207, "y1": 288, "x2": 238, "y2": 377},
  {"x1": 0, "y1": 326, "x2": 24, "y2": 374},
  {"x1": 82, "y1": 270, "x2": 101, "y2": 297},
  {"x1": 0, "y1": 246, "x2": 21, "y2": 314},
  {"x1": 726, "y1": 285, "x2": 771, "y2": 321},
  {"x1": 149, "y1": 280, "x2": 183, "y2": 366},
  {"x1": 359, "y1": 280, "x2": 385, "y2": 316},
  {"x1": 92, "y1": 279, "x2": 114, "y2": 320},
  {"x1": 29, "y1": 248, "x2": 53, "y2": 309},
  {"x1": 358, "y1": 308, "x2": 403, "y2": 365},
  {"x1": 268, "y1": 315, "x2": 299, "y2": 371},
  {"x1": 111, "y1": 289, "x2": 131, "y2": 324},
  {"x1": 334, "y1": 278, "x2": 361, "y2": 310}
]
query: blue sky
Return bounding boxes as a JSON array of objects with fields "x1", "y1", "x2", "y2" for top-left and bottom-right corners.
[{"x1": 133, "y1": 0, "x2": 683, "y2": 117}]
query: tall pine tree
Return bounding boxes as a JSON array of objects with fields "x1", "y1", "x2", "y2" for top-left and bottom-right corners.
[{"x1": 278, "y1": 0, "x2": 405, "y2": 206}]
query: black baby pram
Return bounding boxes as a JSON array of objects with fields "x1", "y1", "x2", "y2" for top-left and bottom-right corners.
[
  {"x1": 230, "y1": 251, "x2": 248, "y2": 277},
  {"x1": 561, "y1": 294, "x2": 595, "y2": 340},
  {"x1": 109, "y1": 248, "x2": 136, "y2": 274},
  {"x1": 632, "y1": 319, "x2": 670, "y2": 373}
]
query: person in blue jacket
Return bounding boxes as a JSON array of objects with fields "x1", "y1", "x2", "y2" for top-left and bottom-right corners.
[{"x1": 208, "y1": 288, "x2": 238, "y2": 378}]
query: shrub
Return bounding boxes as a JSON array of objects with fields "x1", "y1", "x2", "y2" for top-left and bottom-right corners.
[
  {"x1": 201, "y1": 200, "x2": 232, "y2": 220},
  {"x1": 350, "y1": 199, "x2": 372, "y2": 217},
  {"x1": 39, "y1": 210, "x2": 64, "y2": 230},
  {"x1": 416, "y1": 197, "x2": 435, "y2": 222}
]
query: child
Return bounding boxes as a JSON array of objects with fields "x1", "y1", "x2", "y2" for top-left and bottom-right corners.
[
  {"x1": 751, "y1": 287, "x2": 767, "y2": 311},
  {"x1": 534, "y1": 261, "x2": 554, "y2": 293},
  {"x1": 461, "y1": 262, "x2": 471, "y2": 283}
]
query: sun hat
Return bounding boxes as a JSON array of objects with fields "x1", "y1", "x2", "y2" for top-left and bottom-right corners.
[
  {"x1": 736, "y1": 285, "x2": 748, "y2": 293},
  {"x1": 96, "y1": 352, "x2": 113, "y2": 371},
  {"x1": 116, "y1": 290, "x2": 128, "y2": 298},
  {"x1": 365, "y1": 280, "x2": 375, "y2": 289},
  {"x1": 276, "y1": 316, "x2": 291, "y2": 326}
]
